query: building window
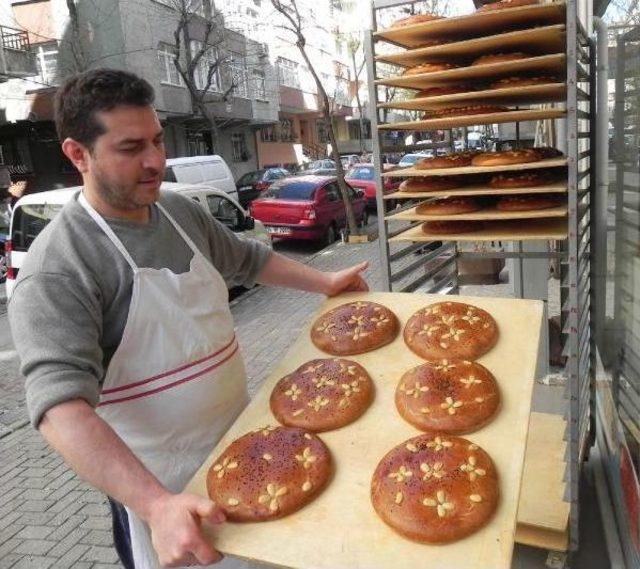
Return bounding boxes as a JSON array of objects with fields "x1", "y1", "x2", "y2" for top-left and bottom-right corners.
[
  {"x1": 253, "y1": 70, "x2": 266, "y2": 99},
  {"x1": 190, "y1": 41, "x2": 220, "y2": 92},
  {"x1": 279, "y1": 118, "x2": 296, "y2": 142},
  {"x1": 34, "y1": 43, "x2": 59, "y2": 85},
  {"x1": 157, "y1": 46, "x2": 183, "y2": 87},
  {"x1": 260, "y1": 126, "x2": 276, "y2": 142},
  {"x1": 277, "y1": 57, "x2": 299, "y2": 89},
  {"x1": 316, "y1": 119, "x2": 329, "y2": 144},
  {"x1": 229, "y1": 56, "x2": 248, "y2": 98},
  {"x1": 231, "y1": 132, "x2": 248, "y2": 162}
]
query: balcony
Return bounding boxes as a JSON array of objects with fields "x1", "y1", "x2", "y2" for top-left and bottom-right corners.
[{"x1": 0, "y1": 26, "x2": 37, "y2": 82}]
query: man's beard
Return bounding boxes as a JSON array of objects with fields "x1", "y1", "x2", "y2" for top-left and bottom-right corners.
[{"x1": 93, "y1": 165, "x2": 159, "y2": 211}]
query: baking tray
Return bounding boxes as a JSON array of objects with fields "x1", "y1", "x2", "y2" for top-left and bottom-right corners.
[
  {"x1": 386, "y1": 204, "x2": 568, "y2": 222},
  {"x1": 389, "y1": 217, "x2": 568, "y2": 242},
  {"x1": 378, "y1": 83, "x2": 566, "y2": 111},
  {"x1": 382, "y1": 157, "x2": 567, "y2": 178},
  {"x1": 375, "y1": 24, "x2": 566, "y2": 67},
  {"x1": 377, "y1": 108, "x2": 566, "y2": 131},
  {"x1": 373, "y1": 2, "x2": 566, "y2": 49},
  {"x1": 375, "y1": 54, "x2": 566, "y2": 90},
  {"x1": 384, "y1": 181, "x2": 568, "y2": 200},
  {"x1": 185, "y1": 292, "x2": 544, "y2": 569}
]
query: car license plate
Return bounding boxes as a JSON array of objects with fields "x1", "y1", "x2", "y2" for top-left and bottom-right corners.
[{"x1": 267, "y1": 226, "x2": 292, "y2": 235}]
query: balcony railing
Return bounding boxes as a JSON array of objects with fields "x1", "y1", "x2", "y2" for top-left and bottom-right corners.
[{"x1": 1, "y1": 26, "x2": 30, "y2": 52}]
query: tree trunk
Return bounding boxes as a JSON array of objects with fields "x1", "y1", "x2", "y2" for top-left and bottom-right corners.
[{"x1": 351, "y1": 50, "x2": 366, "y2": 154}]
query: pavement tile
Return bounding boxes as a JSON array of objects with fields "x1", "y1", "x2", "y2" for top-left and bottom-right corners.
[
  {"x1": 47, "y1": 515, "x2": 87, "y2": 542},
  {"x1": 19, "y1": 500, "x2": 54, "y2": 513},
  {"x1": 46, "y1": 528, "x2": 89, "y2": 558},
  {"x1": 79, "y1": 514, "x2": 112, "y2": 531},
  {"x1": 0, "y1": 537, "x2": 20, "y2": 558},
  {"x1": 81, "y1": 544, "x2": 120, "y2": 563},
  {"x1": 0, "y1": 523, "x2": 25, "y2": 544},
  {"x1": 79, "y1": 502, "x2": 110, "y2": 517},
  {"x1": 9, "y1": 556, "x2": 55, "y2": 569},
  {"x1": 0, "y1": 553, "x2": 22, "y2": 569},
  {"x1": 47, "y1": 490, "x2": 86, "y2": 514},
  {"x1": 79, "y1": 529, "x2": 114, "y2": 546},
  {"x1": 14, "y1": 526, "x2": 54, "y2": 540},
  {"x1": 0, "y1": 511, "x2": 21, "y2": 531},
  {"x1": 12, "y1": 539, "x2": 56, "y2": 556},
  {"x1": 49, "y1": 544, "x2": 91, "y2": 569}
]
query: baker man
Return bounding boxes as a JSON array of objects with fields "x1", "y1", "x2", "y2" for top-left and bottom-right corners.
[{"x1": 8, "y1": 69, "x2": 368, "y2": 569}]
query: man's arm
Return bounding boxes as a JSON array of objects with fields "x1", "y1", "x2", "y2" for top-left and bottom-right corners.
[
  {"x1": 257, "y1": 252, "x2": 369, "y2": 296},
  {"x1": 39, "y1": 400, "x2": 224, "y2": 567}
]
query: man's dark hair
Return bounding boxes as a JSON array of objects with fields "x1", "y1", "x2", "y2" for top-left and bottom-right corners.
[{"x1": 54, "y1": 68, "x2": 155, "y2": 149}]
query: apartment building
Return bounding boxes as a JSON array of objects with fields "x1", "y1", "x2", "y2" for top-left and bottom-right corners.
[
  {"x1": 218, "y1": 0, "x2": 370, "y2": 168},
  {"x1": 0, "y1": 0, "x2": 280, "y2": 189}
]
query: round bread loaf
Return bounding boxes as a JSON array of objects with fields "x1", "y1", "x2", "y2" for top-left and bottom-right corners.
[
  {"x1": 404, "y1": 301, "x2": 499, "y2": 360},
  {"x1": 371, "y1": 434, "x2": 499, "y2": 543},
  {"x1": 390, "y1": 13, "x2": 443, "y2": 27},
  {"x1": 311, "y1": 300, "x2": 400, "y2": 356},
  {"x1": 489, "y1": 170, "x2": 555, "y2": 188},
  {"x1": 403, "y1": 62, "x2": 459, "y2": 76},
  {"x1": 395, "y1": 360, "x2": 500, "y2": 433},
  {"x1": 399, "y1": 176, "x2": 464, "y2": 193},
  {"x1": 425, "y1": 105, "x2": 509, "y2": 118},
  {"x1": 413, "y1": 84, "x2": 473, "y2": 98},
  {"x1": 489, "y1": 75, "x2": 560, "y2": 89},
  {"x1": 207, "y1": 426, "x2": 332, "y2": 522},
  {"x1": 270, "y1": 358, "x2": 374, "y2": 432},
  {"x1": 471, "y1": 148, "x2": 541, "y2": 167},
  {"x1": 496, "y1": 194, "x2": 563, "y2": 211},
  {"x1": 416, "y1": 197, "x2": 482, "y2": 215},
  {"x1": 477, "y1": 0, "x2": 538, "y2": 12},
  {"x1": 421, "y1": 220, "x2": 482, "y2": 235},
  {"x1": 471, "y1": 52, "x2": 530, "y2": 66},
  {"x1": 416, "y1": 153, "x2": 474, "y2": 170}
]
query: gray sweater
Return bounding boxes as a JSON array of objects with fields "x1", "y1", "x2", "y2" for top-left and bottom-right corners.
[{"x1": 8, "y1": 190, "x2": 272, "y2": 428}]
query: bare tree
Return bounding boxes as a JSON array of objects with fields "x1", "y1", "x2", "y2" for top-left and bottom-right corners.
[
  {"x1": 169, "y1": 0, "x2": 241, "y2": 152},
  {"x1": 605, "y1": 0, "x2": 640, "y2": 25},
  {"x1": 270, "y1": 0, "x2": 360, "y2": 236}
]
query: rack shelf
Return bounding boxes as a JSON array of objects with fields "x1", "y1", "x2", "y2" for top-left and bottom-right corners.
[
  {"x1": 382, "y1": 157, "x2": 568, "y2": 177},
  {"x1": 385, "y1": 204, "x2": 568, "y2": 222},
  {"x1": 384, "y1": 181, "x2": 568, "y2": 200}
]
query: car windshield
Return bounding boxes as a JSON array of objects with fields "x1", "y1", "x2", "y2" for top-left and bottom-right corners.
[
  {"x1": 400, "y1": 155, "x2": 420, "y2": 165},
  {"x1": 346, "y1": 166, "x2": 374, "y2": 180},
  {"x1": 11, "y1": 203, "x2": 64, "y2": 251},
  {"x1": 237, "y1": 170, "x2": 266, "y2": 185},
  {"x1": 263, "y1": 181, "x2": 317, "y2": 200}
]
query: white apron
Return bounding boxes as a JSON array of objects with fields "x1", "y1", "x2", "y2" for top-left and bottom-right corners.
[{"x1": 79, "y1": 193, "x2": 255, "y2": 569}]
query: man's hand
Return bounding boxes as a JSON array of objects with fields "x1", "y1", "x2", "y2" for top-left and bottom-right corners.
[
  {"x1": 323, "y1": 261, "x2": 369, "y2": 297},
  {"x1": 147, "y1": 493, "x2": 226, "y2": 567}
]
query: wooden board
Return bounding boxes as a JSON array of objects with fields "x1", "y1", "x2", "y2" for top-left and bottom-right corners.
[
  {"x1": 515, "y1": 522, "x2": 569, "y2": 551},
  {"x1": 377, "y1": 108, "x2": 566, "y2": 131},
  {"x1": 384, "y1": 181, "x2": 568, "y2": 200},
  {"x1": 375, "y1": 54, "x2": 566, "y2": 89},
  {"x1": 377, "y1": 83, "x2": 566, "y2": 111},
  {"x1": 389, "y1": 217, "x2": 568, "y2": 242},
  {"x1": 185, "y1": 292, "x2": 544, "y2": 569},
  {"x1": 373, "y1": 2, "x2": 566, "y2": 49},
  {"x1": 382, "y1": 157, "x2": 567, "y2": 178},
  {"x1": 516, "y1": 412, "x2": 570, "y2": 532},
  {"x1": 385, "y1": 204, "x2": 568, "y2": 222},
  {"x1": 376, "y1": 25, "x2": 566, "y2": 67}
]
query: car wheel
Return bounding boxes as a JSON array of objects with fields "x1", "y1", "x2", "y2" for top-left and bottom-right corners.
[{"x1": 322, "y1": 224, "x2": 336, "y2": 247}]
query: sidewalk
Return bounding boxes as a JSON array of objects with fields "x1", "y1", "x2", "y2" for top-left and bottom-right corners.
[{"x1": 0, "y1": 239, "x2": 382, "y2": 569}]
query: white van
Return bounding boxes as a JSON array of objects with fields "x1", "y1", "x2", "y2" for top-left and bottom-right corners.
[
  {"x1": 5, "y1": 182, "x2": 270, "y2": 299},
  {"x1": 163, "y1": 155, "x2": 238, "y2": 200}
]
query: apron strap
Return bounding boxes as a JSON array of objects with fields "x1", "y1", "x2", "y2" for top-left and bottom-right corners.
[
  {"x1": 78, "y1": 192, "x2": 138, "y2": 271},
  {"x1": 156, "y1": 202, "x2": 202, "y2": 256}
]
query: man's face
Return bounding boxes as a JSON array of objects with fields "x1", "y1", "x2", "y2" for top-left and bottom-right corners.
[{"x1": 86, "y1": 105, "x2": 166, "y2": 210}]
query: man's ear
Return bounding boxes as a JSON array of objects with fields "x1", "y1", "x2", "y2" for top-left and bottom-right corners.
[{"x1": 61, "y1": 138, "x2": 91, "y2": 174}]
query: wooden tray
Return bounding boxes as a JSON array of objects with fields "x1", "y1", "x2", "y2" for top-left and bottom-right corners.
[
  {"x1": 389, "y1": 217, "x2": 568, "y2": 242},
  {"x1": 376, "y1": 25, "x2": 566, "y2": 67},
  {"x1": 378, "y1": 83, "x2": 566, "y2": 111},
  {"x1": 382, "y1": 157, "x2": 567, "y2": 177},
  {"x1": 386, "y1": 204, "x2": 568, "y2": 222},
  {"x1": 375, "y1": 54, "x2": 566, "y2": 90},
  {"x1": 378, "y1": 108, "x2": 566, "y2": 131},
  {"x1": 185, "y1": 291, "x2": 544, "y2": 569},
  {"x1": 384, "y1": 181, "x2": 568, "y2": 200},
  {"x1": 373, "y1": 2, "x2": 566, "y2": 49}
]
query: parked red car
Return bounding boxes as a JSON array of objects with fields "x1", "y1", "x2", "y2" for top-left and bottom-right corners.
[
  {"x1": 249, "y1": 175, "x2": 367, "y2": 245},
  {"x1": 345, "y1": 163, "x2": 400, "y2": 209}
]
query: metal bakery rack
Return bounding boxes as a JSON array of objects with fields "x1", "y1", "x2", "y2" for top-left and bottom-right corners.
[{"x1": 364, "y1": 0, "x2": 593, "y2": 556}]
